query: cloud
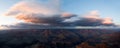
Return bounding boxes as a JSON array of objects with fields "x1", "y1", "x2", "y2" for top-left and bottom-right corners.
[
  {"x1": 4, "y1": 0, "x2": 116, "y2": 28},
  {"x1": 15, "y1": 13, "x2": 66, "y2": 26},
  {"x1": 61, "y1": 12, "x2": 77, "y2": 18},
  {"x1": 102, "y1": 17, "x2": 113, "y2": 24},
  {"x1": 5, "y1": 0, "x2": 61, "y2": 16},
  {"x1": 63, "y1": 10, "x2": 114, "y2": 26},
  {"x1": 4, "y1": 0, "x2": 67, "y2": 26}
]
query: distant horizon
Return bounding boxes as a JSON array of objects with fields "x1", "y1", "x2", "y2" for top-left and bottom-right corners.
[{"x1": 1, "y1": 26, "x2": 120, "y2": 30}]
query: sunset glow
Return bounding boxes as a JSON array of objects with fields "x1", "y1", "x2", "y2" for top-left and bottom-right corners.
[
  {"x1": 0, "y1": 0, "x2": 120, "y2": 28},
  {"x1": 0, "y1": 16, "x2": 20, "y2": 25}
]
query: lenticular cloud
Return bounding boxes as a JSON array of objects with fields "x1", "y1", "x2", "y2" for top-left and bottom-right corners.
[{"x1": 4, "y1": 0, "x2": 115, "y2": 28}]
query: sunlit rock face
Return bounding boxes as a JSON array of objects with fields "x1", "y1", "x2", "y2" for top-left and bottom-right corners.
[{"x1": 0, "y1": 29, "x2": 120, "y2": 48}]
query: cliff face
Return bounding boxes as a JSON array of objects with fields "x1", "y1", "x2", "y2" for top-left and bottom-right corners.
[{"x1": 0, "y1": 29, "x2": 119, "y2": 48}]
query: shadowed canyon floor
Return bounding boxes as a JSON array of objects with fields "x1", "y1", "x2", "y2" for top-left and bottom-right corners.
[{"x1": 0, "y1": 29, "x2": 120, "y2": 48}]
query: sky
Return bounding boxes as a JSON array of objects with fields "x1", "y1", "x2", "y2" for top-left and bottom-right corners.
[
  {"x1": 62, "y1": 0, "x2": 120, "y2": 25},
  {"x1": 0, "y1": 0, "x2": 120, "y2": 26}
]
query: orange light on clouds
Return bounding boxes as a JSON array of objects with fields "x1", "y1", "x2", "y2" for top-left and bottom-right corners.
[{"x1": 102, "y1": 17, "x2": 113, "y2": 24}]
